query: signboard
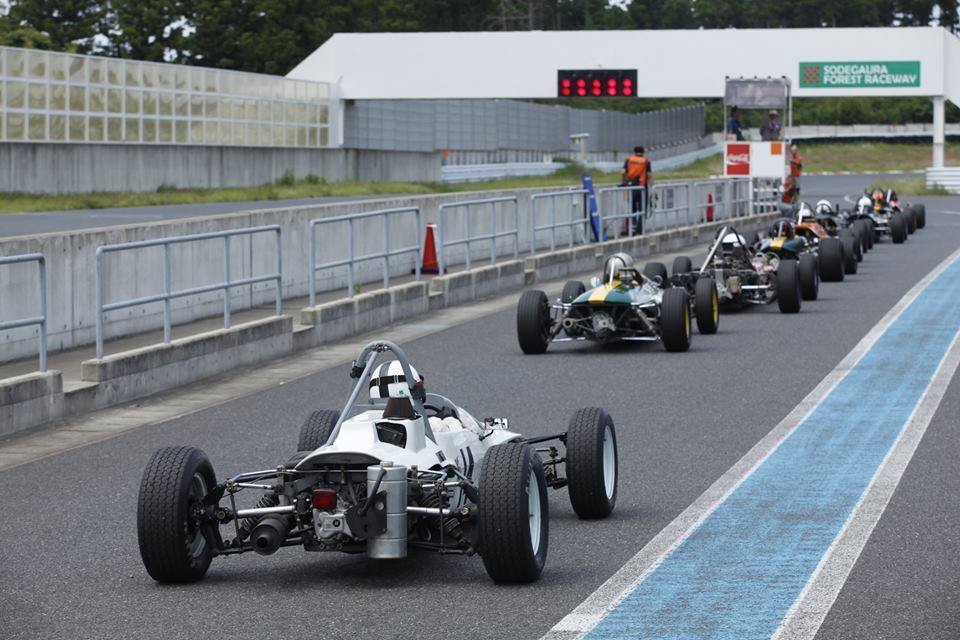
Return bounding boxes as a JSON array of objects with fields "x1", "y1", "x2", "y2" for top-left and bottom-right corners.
[
  {"x1": 581, "y1": 174, "x2": 603, "y2": 241},
  {"x1": 726, "y1": 143, "x2": 750, "y2": 176},
  {"x1": 799, "y1": 61, "x2": 920, "y2": 88}
]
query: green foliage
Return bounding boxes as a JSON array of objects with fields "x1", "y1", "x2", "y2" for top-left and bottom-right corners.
[
  {"x1": 5, "y1": 0, "x2": 105, "y2": 52},
  {"x1": 275, "y1": 169, "x2": 296, "y2": 186}
]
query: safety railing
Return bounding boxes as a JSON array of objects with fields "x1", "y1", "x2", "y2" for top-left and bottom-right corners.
[
  {"x1": 436, "y1": 196, "x2": 519, "y2": 273},
  {"x1": 0, "y1": 253, "x2": 47, "y2": 371},
  {"x1": 530, "y1": 189, "x2": 590, "y2": 253},
  {"x1": 95, "y1": 225, "x2": 283, "y2": 358},
  {"x1": 597, "y1": 185, "x2": 646, "y2": 239},
  {"x1": 690, "y1": 178, "x2": 752, "y2": 223},
  {"x1": 648, "y1": 182, "x2": 694, "y2": 232},
  {"x1": 309, "y1": 206, "x2": 422, "y2": 303}
]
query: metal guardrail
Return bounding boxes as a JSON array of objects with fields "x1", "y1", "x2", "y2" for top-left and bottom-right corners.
[
  {"x1": 530, "y1": 189, "x2": 590, "y2": 253},
  {"x1": 0, "y1": 253, "x2": 47, "y2": 372},
  {"x1": 597, "y1": 185, "x2": 646, "y2": 239},
  {"x1": 95, "y1": 225, "x2": 283, "y2": 359},
  {"x1": 309, "y1": 206, "x2": 422, "y2": 302},
  {"x1": 436, "y1": 196, "x2": 519, "y2": 273}
]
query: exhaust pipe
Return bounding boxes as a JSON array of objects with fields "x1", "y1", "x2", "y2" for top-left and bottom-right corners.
[{"x1": 250, "y1": 516, "x2": 291, "y2": 556}]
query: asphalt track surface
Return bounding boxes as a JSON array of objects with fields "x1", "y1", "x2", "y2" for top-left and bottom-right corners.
[
  {"x1": 0, "y1": 172, "x2": 916, "y2": 238},
  {"x1": 2, "y1": 191, "x2": 959, "y2": 640}
]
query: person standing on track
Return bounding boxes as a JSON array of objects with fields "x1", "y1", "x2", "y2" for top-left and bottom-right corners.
[{"x1": 621, "y1": 145, "x2": 652, "y2": 235}]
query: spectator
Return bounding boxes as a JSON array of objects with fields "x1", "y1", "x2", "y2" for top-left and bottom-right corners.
[
  {"x1": 760, "y1": 110, "x2": 782, "y2": 141},
  {"x1": 727, "y1": 106, "x2": 745, "y2": 141},
  {"x1": 621, "y1": 146, "x2": 652, "y2": 234}
]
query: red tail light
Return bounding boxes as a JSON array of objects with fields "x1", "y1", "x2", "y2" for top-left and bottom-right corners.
[{"x1": 312, "y1": 489, "x2": 338, "y2": 511}]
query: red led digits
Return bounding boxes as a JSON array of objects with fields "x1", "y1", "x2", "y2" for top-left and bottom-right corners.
[{"x1": 557, "y1": 70, "x2": 637, "y2": 98}]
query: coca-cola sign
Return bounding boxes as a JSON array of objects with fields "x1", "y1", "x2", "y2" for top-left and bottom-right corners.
[{"x1": 726, "y1": 143, "x2": 750, "y2": 176}]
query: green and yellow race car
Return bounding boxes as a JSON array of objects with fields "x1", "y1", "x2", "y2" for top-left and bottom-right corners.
[{"x1": 516, "y1": 253, "x2": 719, "y2": 354}]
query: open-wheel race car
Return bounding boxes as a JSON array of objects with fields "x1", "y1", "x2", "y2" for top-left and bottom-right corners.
[
  {"x1": 849, "y1": 189, "x2": 925, "y2": 244},
  {"x1": 807, "y1": 200, "x2": 872, "y2": 259},
  {"x1": 765, "y1": 213, "x2": 853, "y2": 283},
  {"x1": 137, "y1": 341, "x2": 618, "y2": 585},
  {"x1": 671, "y1": 225, "x2": 810, "y2": 314},
  {"x1": 516, "y1": 252, "x2": 719, "y2": 354}
]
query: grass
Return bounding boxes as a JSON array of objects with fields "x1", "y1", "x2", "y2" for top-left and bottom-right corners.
[
  {"x1": 866, "y1": 177, "x2": 952, "y2": 196},
  {"x1": 0, "y1": 141, "x2": 956, "y2": 215}
]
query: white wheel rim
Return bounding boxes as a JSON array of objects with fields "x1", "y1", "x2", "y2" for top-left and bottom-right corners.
[
  {"x1": 528, "y1": 468, "x2": 542, "y2": 555},
  {"x1": 602, "y1": 425, "x2": 616, "y2": 500}
]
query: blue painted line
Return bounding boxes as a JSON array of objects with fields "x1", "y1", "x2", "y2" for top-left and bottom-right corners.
[{"x1": 588, "y1": 256, "x2": 960, "y2": 640}]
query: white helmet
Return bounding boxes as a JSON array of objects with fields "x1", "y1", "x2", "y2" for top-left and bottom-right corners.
[
  {"x1": 721, "y1": 232, "x2": 747, "y2": 252},
  {"x1": 369, "y1": 361, "x2": 425, "y2": 401},
  {"x1": 815, "y1": 200, "x2": 833, "y2": 216}
]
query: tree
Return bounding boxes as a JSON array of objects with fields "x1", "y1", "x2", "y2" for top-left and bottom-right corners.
[
  {"x1": 105, "y1": 0, "x2": 189, "y2": 61},
  {"x1": 6, "y1": 0, "x2": 105, "y2": 52}
]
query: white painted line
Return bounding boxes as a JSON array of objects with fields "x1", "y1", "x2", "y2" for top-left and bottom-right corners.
[
  {"x1": 772, "y1": 330, "x2": 960, "y2": 640},
  {"x1": 541, "y1": 244, "x2": 960, "y2": 640}
]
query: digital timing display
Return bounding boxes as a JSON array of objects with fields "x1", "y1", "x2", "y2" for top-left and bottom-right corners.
[{"x1": 557, "y1": 69, "x2": 637, "y2": 97}]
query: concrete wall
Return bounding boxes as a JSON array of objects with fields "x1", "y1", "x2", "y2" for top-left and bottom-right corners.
[
  {"x1": 0, "y1": 143, "x2": 442, "y2": 194},
  {"x1": 0, "y1": 180, "x2": 753, "y2": 363}
]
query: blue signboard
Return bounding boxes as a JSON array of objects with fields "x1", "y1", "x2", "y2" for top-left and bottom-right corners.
[{"x1": 581, "y1": 173, "x2": 604, "y2": 241}]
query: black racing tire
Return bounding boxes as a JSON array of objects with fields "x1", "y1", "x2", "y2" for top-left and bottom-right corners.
[
  {"x1": 891, "y1": 213, "x2": 907, "y2": 244},
  {"x1": 561, "y1": 280, "x2": 586, "y2": 304},
  {"x1": 840, "y1": 229, "x2": 863, "y2": 263},
  {"x1": 914, "y1": 203, "x2": 926, "y2": 229},
  {"x1": 137, "y1": 446, "x2": 217, "y2": 583},
  {"x1": 517, "y1": 290, "x2": 551, "y2": 354},
  {"x1": 865, "y1": 219, "x2": 875, "y2": 249},
  {"x1": 643, "y1": 261, "x2": 669, "y2": 287},
  {"x1": 841, "y1": 236, "x2": 858, "y2": 274},
  {"x1": 565, "y1": 407, "x2": 618, "y2": 520},
  {"x1": 694, "y1": 277, "x2": 719, "y2": 335},
  {"x1": 855, "y1": 220, "x2": 871, "y2": 254},
  {"x1": 818, "y1": 237, "x2": 845, "y2": 282},
  {"x1": 297, "y1": 409, "x2": 340, "y2": 451},
  {"x1": 660, "y1": 287, "x2": 691, "y2": 352},
  {"x1": 905, "y1": 208, "x2": 917, "y2": 234},
  {"x1": 799, "y1": 253, "x2": 819, "y2": 301},
  {"x1": 671, "y1": 255, "x2": 693, "y2": 278},
  {"x1": 478, "y1": 442, "x2": 549, "y2": 583},
  {"x1": 777, "y1": 259, "x2": 802, "y2": 314}
]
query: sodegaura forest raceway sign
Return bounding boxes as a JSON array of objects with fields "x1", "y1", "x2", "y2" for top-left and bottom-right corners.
[{"x1": 799, "y1": 61, "x2": 921, "y2": 88}]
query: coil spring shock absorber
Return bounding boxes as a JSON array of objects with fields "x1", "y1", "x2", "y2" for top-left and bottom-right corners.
[{"x1": 236, "y1": 494, "x2": 279, "y2": 541}]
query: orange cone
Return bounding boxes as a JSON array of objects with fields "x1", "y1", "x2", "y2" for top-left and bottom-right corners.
[
  {"x1": 422, "y1": 223, "x2": 442, "y2": 274},
  {"x1": 706, "y1": 192, "x2": 714, "y2": 222}
]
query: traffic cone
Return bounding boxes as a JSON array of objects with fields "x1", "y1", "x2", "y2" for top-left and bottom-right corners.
[
  {"x1": 421, "y1": 222, "x2": 442, "y2": 274},
  {"x1": 706, "y1": 192, "x2": 714, "y2": 222}
]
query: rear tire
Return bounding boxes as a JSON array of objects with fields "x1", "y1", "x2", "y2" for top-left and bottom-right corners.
[
  {"x1": 478, "y1": 443, "x2": 549, "y2": 583},
  {"x1": 914, "y1": 204, "x2": 926, "y2": 229},
  {"x1": 891, "y1": 213, "x2": 907, "y2": 244},
  {"x1": 841, "y1": 236, "x2": 858, "y2": 274},
  {"x1": 905, "y1": 208, "x2": 917, "y2": 234},
  {"x1": 643, "y1": 261, "x2": 669, "y2": 287},
  {"x1": 818, "y1": 237, "x2": 845, "y2": 282},
  {"x1": 799, "y1": 253, "x2": 819, "y2": 301},
  {"x1": 694, "y1": 277, "x2": 719, "y2": 335},
  {"x1": 777, "y1": 259, "x2": 802, "y2": 313},
  {"x1": 137, "y1": 446, "x2": 217, "y2": 583},
  {"x1": 565, "y1": 408, "x2": 618, "y2": 519},
  {"x1": 297, "y1": 409, "x2": 340, "y2": 451},
  {"x1": 517, "y1": 290, "x2": 551, "y2": 354},
  {"x1": 561, "y1": 280, "x2": 586, "y2": 304},
  {"x1": 660, "y1": 288, "x2": 691, "y2": 352},
  {"x1": 671, "y1": 256, "x2": 693, "y2": 278}
]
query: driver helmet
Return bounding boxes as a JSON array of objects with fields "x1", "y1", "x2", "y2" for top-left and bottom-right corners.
[
  {"x1": 721, "y1": 231, "x2": 748, "y2": 253},
  {"x1": 603, "y1": 252, "x2": 634, "y2": 277},
  {"x1": 370, "y1": 360, "x2": 425, "y2": 402},
  {"x1": 814, "y1": 200, "x2": 833, "y2": 217},
  {"x1": 857, "y1": 195, "x2": 871, "y2": 213},
  {"x1": 770, "y1": 219, "x2": 794, "y2": 239}
]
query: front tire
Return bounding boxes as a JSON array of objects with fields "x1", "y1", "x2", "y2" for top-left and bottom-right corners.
[
  {"x1": 905, "y1": 208, "x2": 917, "y2": 234},
  {"x1": 914, "y1": 204, "x2": 926, "y2": 229},
  {"x1": 694, "y1": 277, "x2": 719, "y2": 335},
  {"x1": 777, "y1": 259, "x2": 802, "y2": 313},
  {"x1": 672, "y1": 256, "x2": 693, "y2": 277},
  {"x1": 891, "y1": 213, "x2": 907, "y2": 244},
  {"x1": 138, "y1": 446, "x2": 217, "y2": 583},
  {"x1": 799, "y1": 253, "x2": 819, "y2": 301},
  {"x1": 565, "y1": 408, "x2": 618, "y2": 519},
  {"x1": 561, "y1": 280, "x2": 585, "y2": 304},
  {"x1": 517, "y1": 290, "x2": 551, "y2": 354},
  {"x1": 819, "y1": 237, "x2": 845, "y2": 282},
  {"x1": 841, "y1": 235, "x2": 859, "y2": 274},
  {"x1": 478, "y1": 443, "x2": 549, "y2": 583},
  {"x1": 643, "y1": 261, "x2": 669, "y2": 287},
  {"x1": 661, "y1": 287, "x2": 691, "y2": 352}
]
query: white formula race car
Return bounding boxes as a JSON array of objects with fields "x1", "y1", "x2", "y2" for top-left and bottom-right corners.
[{"x1": 137, "y1": 340, "x2": 618, "y2": 584}]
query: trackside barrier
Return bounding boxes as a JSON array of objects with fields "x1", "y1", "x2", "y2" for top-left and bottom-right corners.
[
  {"x1": 530, "y1": 189, "x2": 590, "y2": 253},
  {"x1": 436, "y1": 196, "x2": 519, "y2": 274},
  {"x1": 95, "y1": 225, "x2": 283, "y2": 358},
  {"x1": 691, "y1": 178, "x2": 752, "y2": 223},
  {"x1": 309, "y1": 206, "x2": 422, "y2": 303},
  {"x1": 0, "y1": 253, "x2": 47, "y2": 371},
  {"x1": 649, "y1": 182, "x2": 693, "y2": 232},
  {"x1": 597, "y1": 185, "x2": 646, "y2": 239}
]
